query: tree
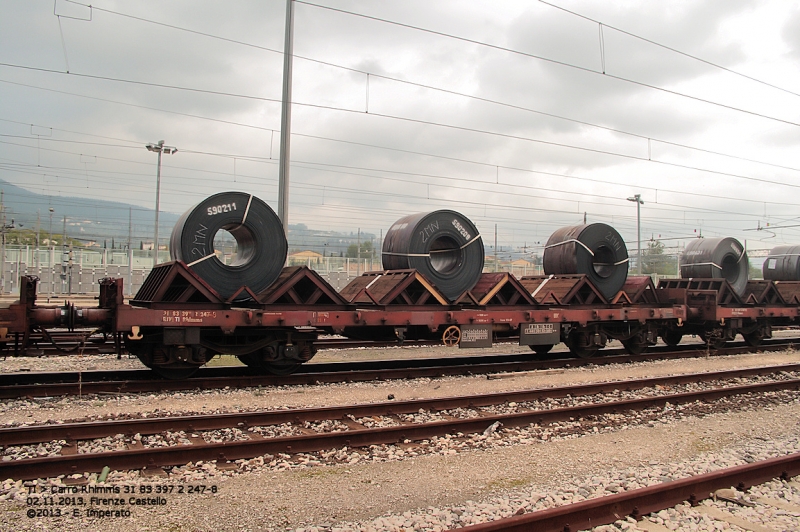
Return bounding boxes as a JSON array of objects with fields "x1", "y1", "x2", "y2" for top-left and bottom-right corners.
[
  {"x1": 346, "y1": 240, "x2": 373, "y2": 258},
  {"x1": 749, "y1": 262, "x2": 762, "y2": 280},
  {"x1": 640, "y1": 240, "x2": 676, "y2": 276}
]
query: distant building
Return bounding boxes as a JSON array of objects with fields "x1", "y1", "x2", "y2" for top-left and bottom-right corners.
[{"x1": 289, "y1": 250, "x2": 323, "y2": 265}]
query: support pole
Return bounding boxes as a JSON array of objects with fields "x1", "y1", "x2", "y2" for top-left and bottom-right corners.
[
  {"x1": 278, "y1": 0, "x2": 295, "y2": 236},
  {"x1": 153, "y1": 148, "x2": 162, "y2": 268}
]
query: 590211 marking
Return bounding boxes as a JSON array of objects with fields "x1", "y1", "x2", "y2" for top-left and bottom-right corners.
[{"x1": 207, "y1": 203, "x2": 237, "y2": 216}]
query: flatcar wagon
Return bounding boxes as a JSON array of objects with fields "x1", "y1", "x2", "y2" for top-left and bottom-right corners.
[{"x1": 0, "y1": 192, "x2": 796, "y2": 379}]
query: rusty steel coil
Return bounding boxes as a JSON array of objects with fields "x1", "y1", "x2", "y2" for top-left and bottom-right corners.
[
  {"x1": 382, "y1": 210, "x2": 484, "y2": 300},
  {"x1": 542, "y1": 223, "x2": 629, "y2": 299},
  {"x1": 680, "y1": 237, "x2": 748, "y2": 295},
  {"x1": 170, "y1": 191, "x2": 287, "y2": 299},
  {"x1": 763, "y1": 245, "x2": 800, "y2": 281}
]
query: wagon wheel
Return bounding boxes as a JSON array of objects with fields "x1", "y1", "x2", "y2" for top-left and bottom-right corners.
[
  {"x1": 442, "y1": 325, "x2": 461, "y2": 347},
  {"x1": 238, "y1": 354, "x2": 303, "y2": 375},
  {"x1": 661, "y1": 330, "x2": 682, "y2": 347},
  {"x1": 132, "y1": 344, "x2": 202, "y2": 380},
  {"x1": 742, "y1": 330, "x2": 763, "y2": 347},
  {"x1": 568, "y1": 343, "x2": 598, "y2": 359},
  {"x1": 237, "y1": 338, "x2": 285, "y2": 369},
  {"x1": 565, "y1": 331, "x2": 598, "y2": 359},
  {"x1": 262, "y1": 362, "x2": 304, "y2": 376},
  {"x1": 150, "y1": 365, "x2": 200, "y2": 380},
  {"x1": 529, "y1": 344, "x2": 554, "y2": 355},
  {"x1": 621, "y1": 336, "x2": 648, "y2": 355}
]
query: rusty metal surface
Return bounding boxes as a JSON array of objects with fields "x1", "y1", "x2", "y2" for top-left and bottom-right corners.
[
  {"x1": 2, "y1": 376, "x2": 798, "y2": 481},
  {"x1": 339, "y1": 270, "x2": 448, "y2": 306},
  {"x1": 4, "y1": 270, "x2": 800, "y2": 361},
  {"x1": 468, "y1": 273, "x2": 536, "y2": 306},
  {"x1": 773, "y1": 281, "x2": 800, "y2": 305},
  {"x1": 256, "y1": 266, "x2": 347, "y2": 306},
  {"x1": 519, "y1": 275, "x2": 607, "y2": 305},
  {"x1": 658, "y1": 278, "x2": 742, "y2": 306},
  {"x1": 460, "y1": 453, "x2": 800, "y2": 531},
  {"x1": 617, "y1": 276, "x2": 659, "y2": 304},
  {"x1": 743, "y1": 281, "x2": 786, "y2": 305},
  {"x1": 131, "y1": 261, "x2": 225, "y2": 308}
]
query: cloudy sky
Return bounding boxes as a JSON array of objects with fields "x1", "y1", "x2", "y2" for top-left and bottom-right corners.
[{"x1": 1, "y1": 0, "x2": 800, "y2": 256}]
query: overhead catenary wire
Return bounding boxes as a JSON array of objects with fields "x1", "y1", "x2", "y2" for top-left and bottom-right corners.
[
  {"x1": 3, "y1": 2, "x2": 796, "y2": 248},
  {"x1": 537, "y1": 0, "x2": 800, "y2": 100},
  {"x1": 3, "y1": 145, "x2": 796, "y2": 245},
  {"x1": 2, "y1": 3, "x2": 800, "y2": 177},
  {"x1": 4, "y1": 134, "x2": 800, "y2": 225},
  {"x1": 295, "y1": 0, "x2": 800, "y2": 129}
]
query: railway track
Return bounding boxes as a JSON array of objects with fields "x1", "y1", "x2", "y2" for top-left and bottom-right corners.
[
  {"x1": 2, "y1": 333, "x2": 449, "y2": 357},
  {"x1": 2, "y1": 364, "x2": 798, "y2": 481},
  {"x1": 460, "y1": 453, "x2": 800, "y2": 531},
  {"x1": 1, "y1": 339, "x2": 797, "y2": 399}
]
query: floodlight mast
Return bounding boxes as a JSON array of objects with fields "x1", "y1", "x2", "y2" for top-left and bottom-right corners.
[
  {"x1": 146, "y1": 140, "x2": 177, "y2": 269},
  {"x1": 627, "y1": 194, "x2": 644, "y2": 275}
]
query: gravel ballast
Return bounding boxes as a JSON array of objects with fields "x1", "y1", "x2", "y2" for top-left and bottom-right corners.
[{"x1": 1, "y1": 349, "x2": 800, "y2": 531}]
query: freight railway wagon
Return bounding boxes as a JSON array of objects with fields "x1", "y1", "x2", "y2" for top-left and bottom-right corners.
[{"x1": 1, "y1": 192, "x2": 798, "y2": 379}]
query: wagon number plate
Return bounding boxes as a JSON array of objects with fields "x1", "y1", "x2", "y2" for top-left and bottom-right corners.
[{"x1": 520, "y1": 323, "x2": 560, "y2": 346}]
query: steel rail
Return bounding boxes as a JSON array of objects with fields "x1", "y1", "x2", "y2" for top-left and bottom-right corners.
[
  {"x1": 459, "y1": 453, "x2": 800, "y2": 531},
  {"x1": 1, "y1": 341, "x2": 796, "y2": 399},
  {"x1": 3, "y1": 363, "x2": 798, "y2": 446},
  {"x1": 1, "y1": 376, "x2": 798, "y2": 481},
  {"x1": 3, "y1": 336, "x2": 449, "y2": 358},
  {"x1": 3, "y1": 351, "x2": 543, "y2": 385}
]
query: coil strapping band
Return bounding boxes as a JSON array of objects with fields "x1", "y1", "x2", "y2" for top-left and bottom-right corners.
[
  {"x1": 241, "y1": 194, "x2": 253, "y2": 225},
  {"x1": 530, "y1": 274, "x2": 554, "y2": 299},
  {"x1": 365, "y1": 275, "x2": 382, "y2": 290},
  {"x1": 230, "y1": 194, "x2": 254, "y2": 231},
  {"x1": 187, "y1": 253, "x2": 216, "y2": 267},
  {"x1": 680, "y1": 261, "x2": 728, "y2": 270},
  {"x1": 545, "y1": 240, "x2": 628, "y2": 266},
  {"x1": 545, "y1": 238, "x2": 594, "y2": 256},
  {"x1": 381, "y1": 234, "x2": 482, "y2": 258}
]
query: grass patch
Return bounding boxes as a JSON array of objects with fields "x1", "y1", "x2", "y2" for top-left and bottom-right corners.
[
  {"x1": 296, "y1": 467, "x2": 342, "y2": 480},
  {"x1": 691, "y1": 437, "x2": 719, "y2": 453},
  {"x1": 205, "y1": 354, "x2": 244, "y2": 367},
  {"x1": 485, "y1": 477, "x2": 530, "y2": 491}
]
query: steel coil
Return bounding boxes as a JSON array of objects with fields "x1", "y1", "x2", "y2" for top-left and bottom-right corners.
[
  {"x1": 382, "y1": 210, "x2": 484, "y2": 300},
  {"x1": 680, "y1": 237, "x2": 748, "y2": 295},
  {"x1": 542, "y1": 223, "x2": 629, "y2": 299},
  {"x1": 169, "y1": 191, "x2": 287, "y2": 299},
  {"x1": 763, "y1": 245, "x2": 800, "y2": 281}
]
